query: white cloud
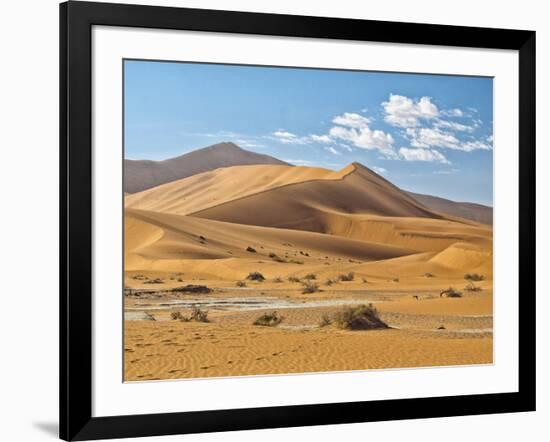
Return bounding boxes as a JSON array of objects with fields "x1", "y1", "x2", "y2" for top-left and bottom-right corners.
[
  {"x1": 382, "y1": 94, "x2": 439, "y2": 128},
  {"x1": 235, "y1": 139, "x2": 265, "y2": 148},
  {"x1": 281, "y1": 158, "x2": 318, "y2": 166},
  {"x1": 461, "y1": 139, "x2": 492, "y2": 152},
  {"x1": 434, "y1": 119, "x2": 474, "y2": 133},
  {"x1": 332, "y1": 112, "x2": 371, "y2": 128},
  {"x1": 328, "y1": 112, "x2": 396, "y2": 158},
  {"x1": 329, "y1": 125, "x2": 396, "y2": 158},
  {"x1": 372, "y1": 166, "x2": 387, "y2": 174},
  {"x1": 399, "y1": 147, "x2": 450, "y2": 164},
  {"x1": 271, "y1": 130, "x2": 310, "y2": 145},
  {"x1": 406, "y1": 127, "x2": 460, "y2": 149},
  {"x1": 325, "y1": 146, "x2": 341, "y2": 155},
  {"x1": 433, "y1": 168, "x2": 459, "y2": 175},
  {"x1": 310, "y1": 134, "x2": 332, "y2": 143},
  {"x1": 442, "y1": 108, "x2": 464, "y2": 117},
  {"x1": 272, "y1": 130, "x2": 297, "y2": 139}
]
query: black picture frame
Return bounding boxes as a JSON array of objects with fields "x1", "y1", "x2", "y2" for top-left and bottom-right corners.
[{"x1": 60, "y1": 1, "x2": 536, "y2": 440}]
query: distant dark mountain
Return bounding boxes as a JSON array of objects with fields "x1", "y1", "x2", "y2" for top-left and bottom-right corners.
[
  {"x1": 125, "y1": 142, "x2": 289, "y2": 193},
  {"x1": 406, "y1": 191, "x2": 492, "y2": 225}
]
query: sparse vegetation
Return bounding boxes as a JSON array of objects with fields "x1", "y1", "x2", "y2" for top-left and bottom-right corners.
[
  {"x1": 172, "y1": 284, "x2": 212, "y2": 294},
  {"x1": 319, "y1": 314, "x2": 332, "y2": 327},
  {"x1": 303, "y1": 273, "x2": 317, "y2": 280},
  {"x1": 131, "y1": 274, "x2": 148, "y2": 280},
  {"x1": 288, "y1": 276, "x2": 301, "y2": 283},
  {"x1": 393, "y1": 277, "x2": 400, "y2": 283},
  {"x1": 253, "y1": 311, "x2": 283, "y2": 327},
  {"x1": 288, "y1": 259, "x2": 304, "y2": 265},
  {"x1": 464, "y1": 273, "x2": 484, "y2": 282},
  {"x1": 464, "y1": 282, "x2": 482, "y2": 292},
  {"x1": 190, "y1": 306, "x2": 209, "y2": 322},
  {"x1": 170, "y1": 311, "x2": 184, "y2": 320},
  {"x1": 338, "y1": 272, "x2": 355, "y2": 282},
  {"x1": 273, "y1": 276, "x2": 283, "y2": 283},
  {"x1": 302, "y1": 281, "x2": 320, "y2": 294},
  {"x1": 246, "y1": 272, "x2": 265, "y2": 281},
  {"x1": 144, "y1": 278, "x2": 163, "y2": 284},
  {"x1": 424, "y1": 272, "x2": 435, "y2": 278},
  {"x1": 246, "y1": 246, "x2": 257, "y2": 253},
  {"x1": 362, "y1": 278, "x2": 368, "y2": 283},
  {"x1": 236, "y1": 281, "x2": 247, "y2": 287},
  {"x1": 440, "y1": 287, "x2": 463, "y2": 298},
  {"x1": 268, "y1": 252, "x2": 287, "y2": 263},
  {"x1": 334, "y1": 304, "x2": 388, "y2": 330},
  {"x1": 325, "y1": 278, "x2": 337, "y2": 286}
]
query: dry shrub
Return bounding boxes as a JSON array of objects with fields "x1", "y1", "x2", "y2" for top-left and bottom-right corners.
[
  {"x1": 253, "y1": 311, "x2": 283, "y2": 327},
  {"x1": 334, "y1": 304, "x2": 388, "y2": 330}
]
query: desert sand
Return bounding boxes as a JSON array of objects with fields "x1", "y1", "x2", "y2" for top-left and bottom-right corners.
[{"x1": 124, "y1": 161, "x2": 493, "y2": 381}]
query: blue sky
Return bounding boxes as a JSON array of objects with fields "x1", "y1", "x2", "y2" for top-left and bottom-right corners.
[{"x1": 124, "y1": 60, "x2": 493, "y2": 205}]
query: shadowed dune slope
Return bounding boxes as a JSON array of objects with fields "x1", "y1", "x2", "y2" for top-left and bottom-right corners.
[
  {"x1": 125, "y1": 208, "x2": 418, "y2": 267},
  {"x1": 125, "y1": 142, "x2": 288, "y2": 193},
  {"x1": 190, "y1": 163, "x2": 443, "y2": 224}
]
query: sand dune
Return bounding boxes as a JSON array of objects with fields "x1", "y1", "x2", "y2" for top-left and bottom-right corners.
[
  {"x1": 124, "y1": 155, "x2": 493, "y2": 381},
  {"x1": 128, "y1": 162, "x2": 441, "y2": 219},
  {"x1": 125, "y1": 208, "x2": 418, "y2": 269}
]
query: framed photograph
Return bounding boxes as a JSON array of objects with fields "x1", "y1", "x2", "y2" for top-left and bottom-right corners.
[{"x1": 60, "y1": 1, "x2": 536, "y2": 440}]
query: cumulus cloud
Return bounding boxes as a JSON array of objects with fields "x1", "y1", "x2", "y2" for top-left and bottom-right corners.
[
  {"x1": 329, "y1": 125, "x2": 396, "y2": 157},
  {"x1": 406, "y1": 127, "x2": 460, "y2": 149},
  {"x1": 442, "y1": 108, "x2": 464, "y2": 117},
  {"x1": 328, "y1": 112, "x2": 397, "y2": 158},
  {"x1": 271, "y1": 130, "x2": 311, "y2": 145},
  {"x1": 272, "y1": 130, "x2": 296, "y2": 139},
  {"x1": 310, "y1": 134, "x2": 332, "y2": 143},
  {"x1": 382, "y1": 94, "x2": 439, "y2": 128},
  {"x1": 332, "y1": 112, "x2": 371, "y2": 128},
  {"x1": 399, "y1": 147, "x2": 450, "y2": 164}
]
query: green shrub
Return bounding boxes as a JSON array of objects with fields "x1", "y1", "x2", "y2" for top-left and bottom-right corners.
[
  {"x1": 253, "y1": 311, "x2": 283, "y2": 327},
  {"x1": 334, "y1": 304, "x2": 388, "y2": 330}
]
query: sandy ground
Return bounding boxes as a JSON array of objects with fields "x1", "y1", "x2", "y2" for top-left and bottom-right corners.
[{"x1": 124, "y1": 275, "x2": 492, "y2": 381}]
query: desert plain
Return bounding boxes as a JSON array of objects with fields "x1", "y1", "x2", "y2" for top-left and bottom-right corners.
[{"x1": 124, "y1": 145, "x2": 493, "y2": 381}]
